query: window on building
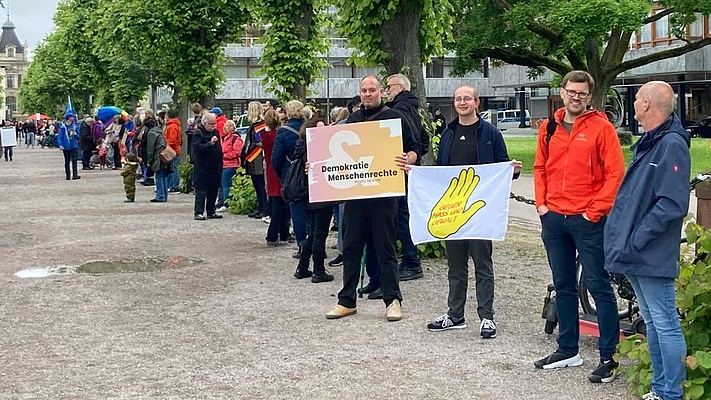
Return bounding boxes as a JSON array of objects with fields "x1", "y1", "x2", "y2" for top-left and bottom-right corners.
[
  {"x1": 6, "y1": 47, "x2": 14, "y2": 58},
  {"x1": 638, "y1": 23, "x2": 652, "y2": 48},
  {"x1": 690, "y1": 13, "x2": 704, "y2": 38},
  {"x1": 6, "y1": 74, "x2": 15, "y2": 89},
  {"x1": 654, "y1": 13, "x2": 669, "y2": 42},
  {"x1": 6, "y1": 96, "x2": 16, "y2": 113},
  {"x1": 426, "y1": 59, "x2": 444, "y2": 78}
]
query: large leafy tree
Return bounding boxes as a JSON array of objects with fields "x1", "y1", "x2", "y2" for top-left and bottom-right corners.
[
  {"x1": 453, "y1": 0, "x2": 711, "y2": 108},
  {"x1": 250, "y1": 0, "x2": 328, "y2": 102},
  {"x1": 337, "y1": 0, "x2": 453, "y2": 163}
]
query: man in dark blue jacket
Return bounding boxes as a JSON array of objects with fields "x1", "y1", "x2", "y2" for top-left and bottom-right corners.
[
  {"x1": 429, "y1": 85, "x2": 521, "y2": 339},
  {"x1": 604, "y1": 81, "x2": 690, "y2": 399}
]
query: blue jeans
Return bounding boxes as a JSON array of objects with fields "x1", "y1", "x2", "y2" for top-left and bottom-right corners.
[
  {"x1": 627, "y1": 274, "x2": 686, "y2": 400},
  {"x1": 168, "y1": 155, "x2": 180, "y2": 190},
  {"x1": 397, "y1": 195, "x2": 421, "y2": 270},
  {"x1": 540, "y1": 212, "x2": 619, "y2": 360},
  {"x1": 26, "y1": 132, "x2": 35, "y2": 148},
  {"x1": 154, "y1": 169, "x2": 169, "y2": 201},
  {"x1": 337, "y1": 203, "x2": 345, "y2": 253},
  {"x1": 290, "y1": 201, "x2": 308, "y2": 246},
  {"x1": 219, "y1": 167, "x2": 237, "y2": 207},
  {"x1": 266, "y1": 196, "x2": 290, "y2": 242}
]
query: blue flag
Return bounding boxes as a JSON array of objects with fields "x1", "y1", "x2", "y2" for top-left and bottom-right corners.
[{"x1": 64, "y1": 96, "x2": 77, "y2": 119}]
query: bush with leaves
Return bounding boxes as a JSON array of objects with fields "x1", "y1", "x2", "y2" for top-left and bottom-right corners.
[
  {"x1": 618, "y1": 130, "x2": 634, "y2": 146},
  {"x1": 617, "y1": 222, "x2": 711, "y2": 399},
  {"x1": 178, "y1": 163, "x2": 193, "y2": 194},
  {"x1": 396, "y1": 240, "x2": 446, "y2": 259},
  {"x1": 227, "y1": 169, "x2": 258, "y2": 215}
]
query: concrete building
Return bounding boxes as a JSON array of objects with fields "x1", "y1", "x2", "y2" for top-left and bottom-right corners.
[
  {"x1": 488, "y1": 11, "x2": 711, "y2": 131},
  {"x1": 0, "y1": 17, "x2": 30, "y2": 122},
  {"x1": 212, "y1": 38, "x2": 516, "y2": 121}
]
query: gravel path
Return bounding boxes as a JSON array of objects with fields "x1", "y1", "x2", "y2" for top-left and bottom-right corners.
[{"x1": 0, "y1": 146, "x2": 635, "y2": 399}]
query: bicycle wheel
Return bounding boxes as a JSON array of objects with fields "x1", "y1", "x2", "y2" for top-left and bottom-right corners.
[{"x1": 577, "y1": 258, "x2": 631, "y2": 320}]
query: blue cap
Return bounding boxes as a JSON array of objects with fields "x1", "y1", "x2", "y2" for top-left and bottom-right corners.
[
  {"x1": 64, "y1": 113, "x2": 74, "y2": 120},
  {"x1": 209, "y1": 107, "x2": 223, "y2": 116}
]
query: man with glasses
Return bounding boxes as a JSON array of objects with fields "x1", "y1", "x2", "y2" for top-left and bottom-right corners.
[
  {"x1": 533, "y1": 70, "x2": 625, "y2": 383},
  {"x1": 385, "y1": 73, "x2": 427, "y2": 283},
  {"x1": 428, "y1": 85, "x2": 521, "y2": 339}
]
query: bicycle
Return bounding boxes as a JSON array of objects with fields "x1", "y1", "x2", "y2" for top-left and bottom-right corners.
[{"x1": 542, "y1": 170, "x2": 711, "y2": 335}]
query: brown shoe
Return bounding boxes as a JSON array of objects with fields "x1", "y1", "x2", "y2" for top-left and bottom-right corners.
[
  {"x1": 386, "y1": 300, "x2": 402, "y2": 321},
  {"x1": 326, "y1": 305, "x2": 357, "y2": 319}
]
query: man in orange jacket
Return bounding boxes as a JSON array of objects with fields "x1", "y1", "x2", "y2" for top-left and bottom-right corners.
[
  {"x1": 532, "y1": 70, "x2": 625, "y2": 383},
  {"x1": 164, "y1": 109, "x2": 182, "y2": 193}
]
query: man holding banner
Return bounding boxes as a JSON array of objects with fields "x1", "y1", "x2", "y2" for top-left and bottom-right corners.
[
  {"x1": 325, "y1": 75, "x2": 419, "y2": 322},
  {"x1": 423, "y1": 85, "x2": 521, "y2": 338}
]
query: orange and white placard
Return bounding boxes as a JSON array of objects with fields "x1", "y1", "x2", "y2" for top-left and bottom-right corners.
[{"x1": 306, "y1": 119, "x2": 405, "y2": 202}]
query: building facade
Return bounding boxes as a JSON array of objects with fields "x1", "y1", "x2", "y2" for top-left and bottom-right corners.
[{"x1": 0, "y1": 18, "x2": 30, "y2": 122}]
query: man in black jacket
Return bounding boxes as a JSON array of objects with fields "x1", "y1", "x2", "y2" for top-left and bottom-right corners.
[
  {"x1": 326, "y1": 75, "x2": 419, "y2": 322},
  {"x1": 385, "y1": 73, "x2": 426, "y2": 282}
]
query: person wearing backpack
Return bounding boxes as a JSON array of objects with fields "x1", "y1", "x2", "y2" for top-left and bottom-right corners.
[
  {"x1": 291, "y1": 115, "x2": 337, "y2": 283},
  {"x1": 271, "y1": 100, "x2": 308, "y2": 258},
  {"x1": 216, "y1": 120, "x2": 244, "y2": 213}
]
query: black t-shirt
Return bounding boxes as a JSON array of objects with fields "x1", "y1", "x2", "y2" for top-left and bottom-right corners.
[{"x1": 448, "y1": 120, "x2": 480, "y2": 166}]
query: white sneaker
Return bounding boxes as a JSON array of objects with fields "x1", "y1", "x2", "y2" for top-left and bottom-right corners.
[
  {"x1": 262, "y1": 215, "x2": 271, "y2": 224},
  {"x1": 216, "y1": 206, "x2": 228, "y2": 213}
]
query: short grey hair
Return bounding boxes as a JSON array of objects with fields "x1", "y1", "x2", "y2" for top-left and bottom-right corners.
[
  {"x1": 387, "y1": 73, "x2": 411, "y2": 91},
  {"x1": 203, "y1": 112, "x2": 217, "y2": 124}
]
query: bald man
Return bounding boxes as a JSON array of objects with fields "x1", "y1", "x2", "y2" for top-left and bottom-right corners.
[{"x1": 604, "y1": 81, "x2": 690, "y2": 399}]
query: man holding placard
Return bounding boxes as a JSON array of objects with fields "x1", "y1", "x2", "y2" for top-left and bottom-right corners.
[{"x1": 322, "y1": 75, "x2": 419, "y2": 322}]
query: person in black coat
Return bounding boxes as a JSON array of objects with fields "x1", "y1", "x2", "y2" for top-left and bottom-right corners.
[
  {"x1": 80, "y1": 117, "x2": 96, "y2": 169},
  {"x1": 192, "y1": 112, "x2": 224, "y2": 220}
]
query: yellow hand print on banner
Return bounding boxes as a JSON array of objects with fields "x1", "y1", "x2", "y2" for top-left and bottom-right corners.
[{"x1": 427, "y1": 167, "x2": 486, "y2": 239}]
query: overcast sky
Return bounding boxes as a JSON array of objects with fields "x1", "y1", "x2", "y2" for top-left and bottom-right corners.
[{"x1": 4, "y1": 0, "x2": 60, "y2": 59}]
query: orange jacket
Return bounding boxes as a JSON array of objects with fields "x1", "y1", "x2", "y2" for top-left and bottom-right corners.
[
  {"x1": 533, "y1": 108, "x2": 625, "y2": 222},
  {"x1": 164, "y1": 118, "x2": 182, "y2": 155}
]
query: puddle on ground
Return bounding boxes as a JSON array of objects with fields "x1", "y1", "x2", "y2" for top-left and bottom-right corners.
[{"x1": 14, "y1": 256, "x2": 202, "y2": 278}]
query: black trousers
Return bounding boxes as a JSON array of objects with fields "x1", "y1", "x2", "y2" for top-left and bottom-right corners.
[
  {"x1": 338, "y1": 197, "x2": 401, "y2": 308},
  {"x1": 112, "y1": 142, "x2": 121, "y2": 168},
  {"x1": 63, "y1": 149, "x2": 79, "y2": 178},
  {"x1": 251, "y1": 174, "x2": 268, "y2": 214},
  {"x1": 194, "y1": 188, "x2": 218, "y2": 216},
  {"x1": 82, "y1": 149, "x2": 92, "y2": 167},
  {"x1": 298, "y1": 207, "x2": 332, "y2": 273}
]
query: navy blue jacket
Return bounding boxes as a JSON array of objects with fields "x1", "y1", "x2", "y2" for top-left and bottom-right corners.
[
  {"x1": 437, "y1": 117, "x2": 516, "y2": 177},
  {"x1": 271, "y1": 118, "x2": 305, "y2": 181},
  {"x1": 604, "y1": 114, "x2": 691, "y2": 279}
]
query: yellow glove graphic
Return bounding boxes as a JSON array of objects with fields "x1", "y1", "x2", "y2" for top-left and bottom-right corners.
[{"x1": 427, "y1": 167, "x2": 486, "y2": 239}]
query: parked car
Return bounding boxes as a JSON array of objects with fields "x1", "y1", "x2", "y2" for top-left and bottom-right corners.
[
  {"x1": 233, "y1": 114, "x2": 250, "y2": 138},
  {"x1": 688, "y1": 117, "x2": 711, "y2": 138}
]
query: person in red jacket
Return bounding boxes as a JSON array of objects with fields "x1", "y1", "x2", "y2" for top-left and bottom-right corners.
[
  {"x1": 263, "y1": 109, "x2": 289, "y2": 245},
  {"x1": 211, "y1": 107, "x2": 227, "y2": 139},
  {"x1": 164, "y1": 110, "x2": 182, "y2": 193},
  {"x1": 533, "y1": 70, "x2": 625, "y2": 383},
  {"x1": 216, "y1": 120, "x2": 244, "y2": 212}
]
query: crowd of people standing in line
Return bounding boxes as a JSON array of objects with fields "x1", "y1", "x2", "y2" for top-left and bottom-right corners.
[{"x1": 5, "y1": 71, "x2": 691, "y2": 398}]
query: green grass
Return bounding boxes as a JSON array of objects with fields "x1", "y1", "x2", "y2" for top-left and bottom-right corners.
[{"x1": 506, "y1": 136, "x2": 711, "y2": 175}]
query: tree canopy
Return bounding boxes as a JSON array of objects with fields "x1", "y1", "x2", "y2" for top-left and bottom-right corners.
[{"x1": 453, "y1": 0, "x2": 711, "y2": 108}]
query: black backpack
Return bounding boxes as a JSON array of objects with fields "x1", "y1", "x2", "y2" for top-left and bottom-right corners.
[{"x1": 281, "y1": 152, "x2": 308, "y2": 203}]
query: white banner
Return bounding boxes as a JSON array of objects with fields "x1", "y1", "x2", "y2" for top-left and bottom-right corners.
[
  {"x1": 1, "y1": 127, "x2": 17, "y2": 147},
  {"x1": 407, "y1": 163, "x2": 514, "y2": 244}
]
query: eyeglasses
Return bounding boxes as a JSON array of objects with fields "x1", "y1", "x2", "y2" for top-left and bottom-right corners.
[
  {"x1": 562, "y1": 89, "x2": 590, "y2": 99},
  {"x1": 203, "y1": 121, "x2": 215, "y2": 126},
  {"x1": 385, "y1": 83, "x2": 402, "y2": 91},
  {"x1": 454, "y1": 96, "x2": 476, "y2": 103}
]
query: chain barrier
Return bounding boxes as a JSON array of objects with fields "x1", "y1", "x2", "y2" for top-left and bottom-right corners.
[{"x1": 510, "y1": 192, "x2": 536, "y2": 206}]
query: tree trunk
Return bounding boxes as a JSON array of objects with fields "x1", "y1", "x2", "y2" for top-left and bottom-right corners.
[
  {"x1": 379, "y1": 1, "x2": 434, "y2": 164},
  {"x1": 288, "y1": 2, "x2": 315, "y2": 102},
  {"x1": 591, "y1": 74, "x2": 615, "y2": 113}
]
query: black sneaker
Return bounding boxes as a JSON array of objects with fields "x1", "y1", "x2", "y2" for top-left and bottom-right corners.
[
  {"x1": 428, "y1": 314, "x2": 467, "y2": 332},
  {"x1": 293, "y1": 268, "x2": 313, "y2": 279},
  {"x1": 534, "y1": 352, "x2": 583, "y2": 369},
  {"x1": 328, "y1": 254, "x2": 343, "y2": 267},
  {"x1": 588, "y1": 359, "x2": 619, "y2": 383},
  {"x1": 207, "y1": 214, "x2": 223, "y2": 219},
  {"x1": 194, "y1": 214, "x2": 206, "y2": 221},
  {"x1": 479, "y1": 318, "x2": 497, "y2": 338},
  {"x1": 399, "y1": 269, "x2": 424, "y2": 281},
  {"x1": 311, "y1": 272, "x2": 334, "y2": 283},
  {"x1": 367, "y1": 287, "x2": 383, "y2": 300},
  {"x1": 357, "y1": 281, "x2": 379, "y2": 295}
]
